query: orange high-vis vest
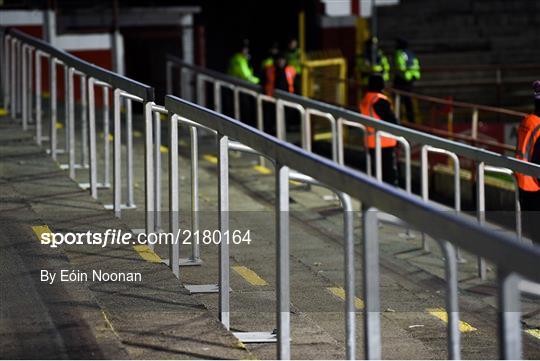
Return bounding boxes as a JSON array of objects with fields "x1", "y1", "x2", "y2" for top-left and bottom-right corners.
[
  {"x1": 359, "y1": 92, "x2": 397, "y2": 148},
  {"x1": 265, "y1": 65, "x2": 296, "y2": 96},
  {"x1": 516, "y1": 113, "x2": 540, "y2": 192}
]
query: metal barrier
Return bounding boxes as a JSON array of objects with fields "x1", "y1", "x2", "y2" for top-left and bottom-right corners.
[
  {"x1": 4, "y1": 28, "x2": 155, "y2": 223},
  {"x1": 4, "y1": 28, "x2": 540, "y2": 361},
  {"x1": 421, "y1": 146, "x2": 461, "y2": 253},
  {"x1": 165, "y1": 94, "x2": 540, "y2": 360},
  {"x1": 166, "y1": 56, "x2": 540, "y2": 250},
  {"x1": 476, "y1": 165, "x2": 524, "y2": 279}
]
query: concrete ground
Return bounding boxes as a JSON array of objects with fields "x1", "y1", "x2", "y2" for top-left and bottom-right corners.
[
  {"x1": 1, "y1": 110, "x2": 539, "y2": 359},
  {"x1": 0, "y1": 118, "x2": 252, "y2": 359}
]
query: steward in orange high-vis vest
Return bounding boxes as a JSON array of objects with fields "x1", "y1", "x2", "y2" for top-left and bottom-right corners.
[
  {"x1": 359, "y1": 75, "x2": 400, "y2": 186},
  {"x1": 264, "y1": 53, "x2": 296, "y2": 96},
  {"x1": 515, "y1": 80, "x2": 540, "y2": 243}
]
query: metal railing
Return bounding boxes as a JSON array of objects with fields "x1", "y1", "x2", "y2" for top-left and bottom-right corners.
[
  {"x1": 3, "y1": 28, "x2": 155, "y2": 224},
  {"x1": 166, "y1": 55, "x2": 540, "y2": 278},
  {"x1": 4, "y1": 29, "x2": 540, "y2": 361},
  {"x1": 165, "y1": 95, "x2": 540, "y2": 360}
]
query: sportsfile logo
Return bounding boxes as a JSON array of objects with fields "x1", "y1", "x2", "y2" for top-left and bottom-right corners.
[{"x1": 38, "y1": 229, "x2": 253, "y2": 248}]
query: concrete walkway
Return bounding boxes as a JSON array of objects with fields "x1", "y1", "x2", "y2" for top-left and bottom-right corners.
[{"x1": 0, "y1": 118, "x2": 252, "y2": 359}]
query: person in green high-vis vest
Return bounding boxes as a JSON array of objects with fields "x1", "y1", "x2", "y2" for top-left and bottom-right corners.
[
  {"x1": 228, "y1": 41, "x2": 260, "y2": 84},
  {"x1": 393, "y1": 37, "x2": 421, "y2": 123}
]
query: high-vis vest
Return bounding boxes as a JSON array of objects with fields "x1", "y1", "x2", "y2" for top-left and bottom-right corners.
[
  {"x1": 265, "y1": 65, "x2": 296, "y2": 96},
  {"x1": 359, "y1": 92, "x2": 398, "y2": 149},
  {"x1": 516, "y1": 114, "x2": 540, "y2": 192}
]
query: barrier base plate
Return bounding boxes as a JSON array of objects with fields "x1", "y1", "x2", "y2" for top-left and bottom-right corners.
[
  {"x1": 161, "y1": 258, "x2": 203, "y2": 267},
  {"x1": 185, "y1": 284, "x2": 219, "y2": 294},
  {"x1": 104, "y1": 204, "x2": 137, "y2": 210},
  {"x1": 233, "y1": 332, "x2": 276, "y2": 343}
]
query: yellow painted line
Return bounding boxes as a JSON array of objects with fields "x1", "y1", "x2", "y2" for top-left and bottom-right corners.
[
  {"x1": 133, "y1": 245, "x2": 161, "y2": 263},
  {"x1": 233, "y1": 266, "x2": 268, "y2": 286},
  {"x1": 525, "y1": 328, "x2": 540, "y2": 340},
  {"x1": 55, "y1": 121, "x2": 64, "y2": 129},
  {"x1": 32, "y1": 225, "x2": 52, "y2": 243},
  {"x1": 133, "y1": 130, "x2": 143, "y2": 138},
  {"x1": 0, "y1": 108, "x2": 7, "y2": 116},
  {"x1": 253, "y1": 165, "x2": 272, "y2": 175},
  {"x1": 42, "y1": 91, "x2": 51, "y2": 98},
  {"x1": 327, "y1": 287, "x2": 364, "y2": 309},
  {"x1": 426, "y1": 308, "x2": 477, "y2": 333},
  {"x1": 98, "y1": 132, "x2": 113, "y2": 141},
  {"x1": 314, "y1": 131, "x2": 332, "y2": 141},
  {"x1": 289, "y1": 180, "x2": 302, "y2": 186},
  {"x1": 160, "y1": 113, "x2": 167, "y2": 121},
  {"x1": 101, "y1": 310, "x2": 121, "y2": 338},
  {"x1": 160, "y1": 145, "x2": 169, "y2": 153},
  {"x1": 203, "y1": 154, "x2": 218, "y2": 164}
]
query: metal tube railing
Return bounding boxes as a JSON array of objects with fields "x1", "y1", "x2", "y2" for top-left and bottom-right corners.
[
  {"x1": 166, "y1": 94, "x2": 540, "y2": 360},
  {"x1": 421, "y1": 146, "x2": 461, "y2": 253},
  {"x1": 5, "y1": 28, "x2": 154, "y2": 224}
]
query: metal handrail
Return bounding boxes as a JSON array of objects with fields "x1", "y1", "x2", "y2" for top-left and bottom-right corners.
[
  {"x1": 166, "y1": 94, "x2": 540, "y2": 360},
  {"x1": 165, "y1": 55, "x2": 540, "y2": 181},
  {"x1": 8, "y1": 28, "x2": 154, "y2": 100},
  {"x1": 4, "y1": 28, "x2": 155, "y2": 222}
]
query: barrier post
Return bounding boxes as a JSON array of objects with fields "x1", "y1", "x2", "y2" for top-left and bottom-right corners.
[
  {"x1": 169, "y1": 113, "x2": 180, "y2": 278},
  {"x1": 276, "y1": 162, "x2": 291, "y2": 360},
  {"x1": 362, "y1": 205, "x2": 381, "y2": 359},
  {"x1": 218, "y1": 133, "x2": 230, "y2": 330},
  {"x1": 35, "y1": 51, "x2": 42, "y2": 145}
]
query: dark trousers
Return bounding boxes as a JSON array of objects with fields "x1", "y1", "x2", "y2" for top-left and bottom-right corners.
[
  {"x1": 394, "y1": 76, "x2": 415, "y2": 123},
  {"x1": 369, "y1": 147, "x2": 398, "y2": 186},
  {"x1": 520, "y1": 190, "x2": 540, "y2": 244}
]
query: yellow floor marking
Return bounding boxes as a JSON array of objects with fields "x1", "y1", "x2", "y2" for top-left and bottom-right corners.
[
  {"x1": 101, "y1": 310, "x2": 121, "y2": 338},
  {"x1": 253, "y1": 165, "x2": 272, "y2": 175},
  {"x1": 133, "y1": 245, "x2": 161, "y2": 263},
  {"x1": 426, "y1": 308, "x2": 477, "y2": 333},
  {"x1": 32, "y1": 225, "x2": 52, "y2": 243},
  {"x1": 525, "y1": 328, "x2": 540, "y2": 340},
  {"x1": 0, "y1": 108, "x2": 7, "y2": 116},
  {"x1": 133, "y1": 130, "x2": 142, "y2": 138},
  {"x1": 233, "y1": 266, "x2": 268, "y2": 286},
  {"x1": 327, "y1": 287, "x2": 364, "y2": 309},
  {"x1": 56, "y1": 121, "x2": 64, "y2": 129},
  {"x1": 42, "y1": 91, "x2": 51, "y2": 98},
  {"x1": 314, "y1": 131, "x2": 333, "y2": 141},
  {"x1": 203, "y1": 154, "x2": 218, "y2": 164},
  {"x1": 160, "y1": 145, "x2": 169, "y2": 153},
  {"x1": 289, "y1": 180, "x2": 302, "y2": 186},
  {"x1": 160, "y1": 113, "x2": 167, "y2": 121},
  {"x1": 98, "y1": 132, "x2": 114, "y2": 141}
]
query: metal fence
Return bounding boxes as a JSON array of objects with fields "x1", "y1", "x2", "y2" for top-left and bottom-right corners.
[
  {"x1": 167, "y1": 55, "x2": 540, "y2": 279},
  {"x1": 3, "y1": 28, "x2": 540, "y2": 360}
]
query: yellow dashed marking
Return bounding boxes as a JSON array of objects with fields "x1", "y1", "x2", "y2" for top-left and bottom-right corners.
[
  {"x1": 101, "y1": 310, "x2": 121, "y2": 338},
  {"x1": 160, "y1": 145, "x2": 169, "y2": 153},
  {"x1": 32, "y1": 225, "x2": 52, "y2": 243},
  {"x1": 327, "y1": 287, "x2": 364, "y2": 309},
  {"x1": 133, "y1": 245, "x2": 161, "y2": 263},
  {"x1": 525, "y1": 329, "x2": 540, "y2": 340},
  {"x1": 314, "y1": 131, "x2": 333, "y2": 141},
  {"x1": 55, "y1": 122, "x2": 64, "y2": 129},
  {"x1": 0, "y1": 108, "x2": 7, "y2": 116},
  {"x1": 253, "y1": 165, "x2": 272, "y2": 175},
  {"x1": 233, "y1": 266, "x2": 268, "y2": 286},
  {"x1": 98, "y1": 132, "x2": 113, "y2": 141},
  {"x1": 133, "y1": 130, "x2": 142, "y2": 138},
  {"x1": 426, "y1": 308, "x2": 477, "y2": 333},
  {"x1": 160, "y1": 113, "x2": 167, "y2": 121},
  {"x1": 289, "y1": 180, "x2": 302, "y2": 186},
  {"x1": 42, "y1": 91, "x2": 51, "y2": 98},
  {"x1": 203, "y1": 154, "x2": 218, "y2": 164}
]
